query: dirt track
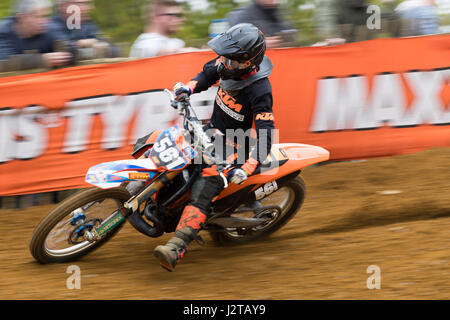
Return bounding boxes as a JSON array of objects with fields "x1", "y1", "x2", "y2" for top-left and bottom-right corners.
[{"x1": 1, "y1": 148, "x2": 449, "y2": 300}]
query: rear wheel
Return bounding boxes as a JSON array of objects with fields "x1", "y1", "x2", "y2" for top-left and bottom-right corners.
[
  {"x1": 29, "y1": 187, "x2": 130, "y2": 264},
  {"x1": 209, "y1": 176, "x2": 306, "y2": 245}
]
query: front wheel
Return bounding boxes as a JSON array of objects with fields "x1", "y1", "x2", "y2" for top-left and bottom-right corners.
[
  {"x1": 209, "y1": 176, "x2": 306, "y2": 245},
  {"x1": 29, "y1": 187, "x2": 130, "y2": 264}
]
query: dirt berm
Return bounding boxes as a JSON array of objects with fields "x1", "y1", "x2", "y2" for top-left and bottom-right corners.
[{"x1": 1, "y1": 148, "x2": 449, "y2": 299}]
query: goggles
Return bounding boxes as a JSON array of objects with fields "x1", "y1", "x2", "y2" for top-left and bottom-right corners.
[{"x1": 219, "y1": 56, "x2": 250, "y2": 71}]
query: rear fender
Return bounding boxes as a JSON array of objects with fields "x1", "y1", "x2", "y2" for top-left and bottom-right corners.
[
  {"x1": 215, "y1": 143, "x2": 329, "y2": 200},
  {"x1": 212, "y1": 171, "x2": 300, "y2": 213}
]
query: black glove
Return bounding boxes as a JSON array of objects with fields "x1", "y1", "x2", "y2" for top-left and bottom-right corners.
[{"x1": 174, "y1": 82, "x2": 192, "y2": 102}]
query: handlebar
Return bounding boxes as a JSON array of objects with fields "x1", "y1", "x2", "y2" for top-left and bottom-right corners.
[
  {"x1": 164, "y1": 89, "x2": 222, "y2": 168},
  {"x1": 164, "y1": 88, "x2": 231, "y2": 187}
]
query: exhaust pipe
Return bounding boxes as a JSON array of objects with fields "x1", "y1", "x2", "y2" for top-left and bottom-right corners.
[
  {"x1": 127, "y1": 205, "x2": 165, "y2": 238},
  {"x1": 125, "y1": 171, "x2": 180, "y2": 238}
]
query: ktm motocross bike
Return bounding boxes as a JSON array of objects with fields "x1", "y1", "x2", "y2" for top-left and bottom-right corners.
[{"x1": 29, "y1": 89, "x2": 329, "y2": 264}]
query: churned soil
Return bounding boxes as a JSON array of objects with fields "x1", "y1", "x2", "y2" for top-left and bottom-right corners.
[{"x1": 1, "y1": 148, "x2": 449, "y2": 300}]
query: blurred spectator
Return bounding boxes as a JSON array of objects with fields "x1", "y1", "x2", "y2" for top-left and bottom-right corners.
[
  {"x1": 335, "y1": 0, "x2": 370, "y2": 42},
  {"x1": 314, "y1": 0, "x2": 340, "y2": 39},
  {"x1": 49, "y1": 0, "x2": 121, "y2": 58},
  {"x1": 227, "y1": 0, "x2": 297, "y2": 48},
  {"x1": 129, "y1": 0, "x2": 194, "y2": 58},
  {"x1": 395, "y1": 0, "x2": 440, "y2": 35},
  {"x1": 317, "y1": 0, "x2": 403, "y2": 42},
  {"x1": 49, "y1": 0, "x2": 99, "y2": 47},
  {"x1": 0, "y1": 0, "x2": 72, "y2": 68}
]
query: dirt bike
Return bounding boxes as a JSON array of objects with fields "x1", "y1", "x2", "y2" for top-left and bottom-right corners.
[{"x1": 29, "y1": 89, "x2": 330, "y2": 264}]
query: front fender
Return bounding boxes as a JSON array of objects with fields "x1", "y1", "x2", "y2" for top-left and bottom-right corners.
[{"x1": 85, "y1": 159, "x2": 159, "y2": 189}]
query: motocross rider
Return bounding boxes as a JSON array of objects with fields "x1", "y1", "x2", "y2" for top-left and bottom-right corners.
[{"x1": 153, "y1": 23, "x2": 275, "y2": 272}]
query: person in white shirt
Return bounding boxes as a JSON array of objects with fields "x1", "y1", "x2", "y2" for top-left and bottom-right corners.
[
  {"x1": 130, "y1": 0, "x2": 192, "y2": 58},
  {"x1": 395, "y1": 0, "x2": 439, "y2": 35}
]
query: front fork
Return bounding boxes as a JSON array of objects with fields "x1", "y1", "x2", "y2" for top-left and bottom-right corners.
[{"x1": 84, "y1": 170, "x2": 181, "y2": 242}]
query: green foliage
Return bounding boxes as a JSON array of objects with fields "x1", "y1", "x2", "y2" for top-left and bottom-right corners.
[
  {"x1": 284, "y1": 0, "x2": 321, "y2": 45},
  {"x1": 175, "y1": 0, "x2": 241, "y2": 48},
  {"x1": 91, "y1": 0, "x2": 148, "y2": 46},
  {"x1": 0, "y1": 0, "x2": 14, "y2": 18}
]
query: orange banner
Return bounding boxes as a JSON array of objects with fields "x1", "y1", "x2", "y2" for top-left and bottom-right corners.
[{"x1": 1, "y1": 35, "x2": 449, "y2": 196}]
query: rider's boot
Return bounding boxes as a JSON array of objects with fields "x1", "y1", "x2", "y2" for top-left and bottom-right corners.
[{"x1": 153, "y1": 205, "x2": 207, "y2": 272}]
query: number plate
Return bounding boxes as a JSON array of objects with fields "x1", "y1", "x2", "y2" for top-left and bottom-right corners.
[{"x1": 150, "y1": 128, "x2": 191, "y2": 170}]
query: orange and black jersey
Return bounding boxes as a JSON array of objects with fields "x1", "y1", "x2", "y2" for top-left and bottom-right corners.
[{"x1": 187, "y1": 58, "x2": 275, "y2": 166}]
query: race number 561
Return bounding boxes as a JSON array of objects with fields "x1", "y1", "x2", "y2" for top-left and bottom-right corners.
[{"x1": 255, "y1": 181, "x2": 278, "y2": 200}]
